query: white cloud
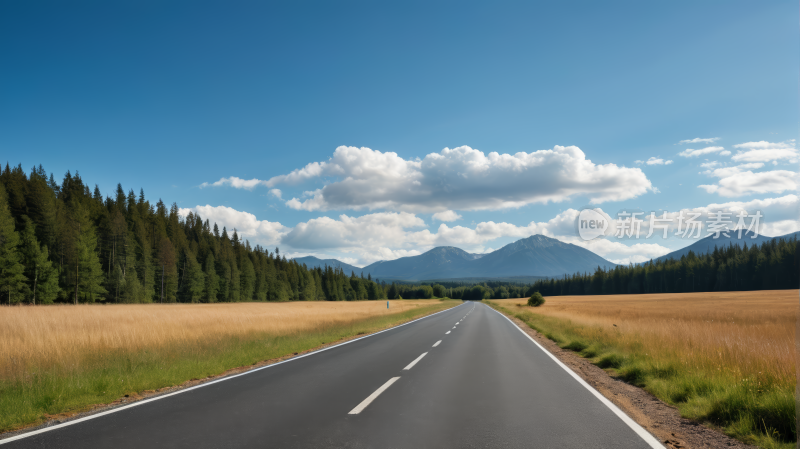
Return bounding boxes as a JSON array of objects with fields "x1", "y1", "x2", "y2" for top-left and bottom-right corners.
[
  {"x1": 570, "y1": 239, "x2": 671, "y2": 265},
  {"x1": 679, "y1": 137, "x2": 720, "y2": 145},
  {"x1": 432, "y1": 210, "x2": 462, "y2": 222},
  {"x1": 634, "y1": 160, "x2": 644, "y2": 165},
  {"x1": 700, "y1": 161, "x2": 720, "y2": 169},
  {"x1": 699, "y1": 164, "x2": 798, "y2": 197},
  {"x1": 203, "y1": 145, "x2": 653, "y2": 212},
  {"x1": 281, "y1": 212, "x2": 426, "y2": 256},
  {"x1": 645, "y1": 157, "x2": 673, "y2": 165},
  {"x1": 199, "y1": 176, "x2": 265, "y2": 190},
  {"x1": 700, "y1": 163, "x2": 763, "y2": 178},
  {"x1": 178, "y1": 205, "x2": 289, "y2": 247},
  {"x1": 731, "y1": 140, "x2": 798, "y2": 162},
  {"x1": 701, "y1": 195, "x2": 799, "y2": 225},
  {"x1": 269, "y1": 189, "x2": 282, "y2": 200},
  {"x1": 678, "y1": 146, "x2": 729, "y2": 158}
]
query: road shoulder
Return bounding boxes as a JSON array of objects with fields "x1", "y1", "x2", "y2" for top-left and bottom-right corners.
[{"x1": 488, "y1": 303, "x2": 757, "y2": 449}]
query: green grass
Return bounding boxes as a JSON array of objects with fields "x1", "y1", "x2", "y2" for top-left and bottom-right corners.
[
  {"x1": 0, "y1": 301, "x2": 458, "y2": 434},
  {"x1": 487, "y1": 301, "x2": 796, "y2": 449}
]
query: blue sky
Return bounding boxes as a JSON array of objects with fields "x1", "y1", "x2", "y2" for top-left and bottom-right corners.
[{"x1": 2, "y1": 1, "x2": 797, "y2": 266}]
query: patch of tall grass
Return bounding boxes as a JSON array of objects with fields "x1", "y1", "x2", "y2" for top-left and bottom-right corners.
[
  {"x1": 489, "y1": 291, "x2": 797, "y2": 448},
  {"x1": 0, "y1": 300, "x2": 457, "y2": 433}
]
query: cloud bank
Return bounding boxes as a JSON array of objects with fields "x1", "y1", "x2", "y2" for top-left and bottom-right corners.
[{"x1": 203, "y1": 145, "x2": 654, "y2": 212}]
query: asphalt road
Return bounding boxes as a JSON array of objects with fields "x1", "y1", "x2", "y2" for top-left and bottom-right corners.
[{"x1": 2, "y1": 302, "x2": 662, "y2": 448}]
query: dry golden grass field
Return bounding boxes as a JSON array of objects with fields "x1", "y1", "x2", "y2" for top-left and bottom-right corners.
[
  {"x1": 0, "y1": 300, "x2": 436, "y2": 381},
  {"x1": 490, "y1": 290, "x2": 797, "y2": 448},
  {"x1": 0, "y1": 300, "x2": 455, "y2": 432}
]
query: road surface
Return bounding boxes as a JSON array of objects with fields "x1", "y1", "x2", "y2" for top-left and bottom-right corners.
[{"x1": 2, "y1": 302, "x2": 662, "y2": 448}]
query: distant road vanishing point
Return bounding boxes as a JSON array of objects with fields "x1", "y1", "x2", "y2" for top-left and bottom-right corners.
[{"x1": 1, "y1": 302, "x2": 663, "y2": 449}]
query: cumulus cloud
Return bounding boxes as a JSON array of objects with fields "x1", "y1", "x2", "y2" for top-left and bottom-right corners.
[
  {"x1": 178, "y1": 205, "x2": 289, "y2": 247},
  {"x1": 701, "y1": 195, "x2": 799, "y2": 226},
  {"x1": 432, "y1": 210, "x2": 462, "y2": 221},
  {"x1": 679, "y1": 137, "x2": 720, "y2": 145},
  {"x1": 698, "y1": 164, "x2": 798, "y2": 197},
  {"x1": 678, "y1": 146, "x2": 730, "y2": 158},
  {"x1": 645, "y1": 157, "x2": 673, "y2": 165},
  {"x1": 731, "y1": 140, "x2": 798, "y2": 163},
  {"x1": 700, "y1": 161, "x2": 720, "y2": 169},
  {"x1": 269, "y1": 189, "x2": 282, "y2": 200},
  {"x1": 203, "y1": 145, "x2": 653, "y2": 212},
  {"x1": 281, "y1": 212, "x2": 425, "y2": 251}
]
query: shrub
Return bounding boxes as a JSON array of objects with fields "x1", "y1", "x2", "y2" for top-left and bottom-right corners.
[{"x1": 527, "y1": 292, "x2": 545, "y2": 307}]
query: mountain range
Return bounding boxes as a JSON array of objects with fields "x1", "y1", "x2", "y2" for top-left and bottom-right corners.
[
  {"x1": 293, "y1": 235, "x2": 618, "y2": 281},
  {"x1": 292, "y1": 230, "x2": 800, "y2": 282}
]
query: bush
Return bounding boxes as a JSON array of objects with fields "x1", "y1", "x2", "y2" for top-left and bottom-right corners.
[{"x1": 527, "y1": 292, "x2": 545, "y2": 307}]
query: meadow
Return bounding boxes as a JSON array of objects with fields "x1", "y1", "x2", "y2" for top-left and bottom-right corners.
[
  {"x1": 489, "y1": 291, "x2": 797, "y2": 448},
  {"x1": 0, "y1": 299, "x2": 457, "y2": 433}
]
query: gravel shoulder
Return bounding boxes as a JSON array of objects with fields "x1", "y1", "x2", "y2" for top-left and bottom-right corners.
[{"x1": 492, "y1": 305, "x2": 757, "y2": 449}]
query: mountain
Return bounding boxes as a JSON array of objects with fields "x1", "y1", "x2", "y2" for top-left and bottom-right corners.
[
  {"x1": 364, "y1": 246, "x2": 485, "y2": 281},
  {"x1": 292, "y1": 256, "x2": 363, "y2": 275},
  {"x1": 651, "y1": 230, "x2": 795, "y2": 263},
  {"x1": 362, "y1": 235, "x2": 618, "y2": 280},
  {"x1": 472, "y1": 234, "x2": 617, "y2": 277}
]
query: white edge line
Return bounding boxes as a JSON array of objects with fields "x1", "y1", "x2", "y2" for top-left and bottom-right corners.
[
  {"x1": 402, "y1": 352, "x2": 428, "y2": 370},
  {"x1": 484, "y1": 304, "x2": 665, "y2": 449},
  {"x1": 347, "y1": 376, "x2": 400, "y2": 414},
  {"x1": 0, "y1": 303, "x2": 467, "y2": 445},
  {"x1": 432, "y1": 340, "x2": 441, "y2": 347}
]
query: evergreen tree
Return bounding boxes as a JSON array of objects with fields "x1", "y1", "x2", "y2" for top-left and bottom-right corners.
[
  {"x1": 74, "y1": 205, "x2": 107, "y2": 303},
  {"x1": 0, "y1": 185, "x2": 27, "y2": 304},
  {"x1": 240, "y1": 256, "x2": 256, "y2": 301},
  {"x1": 181, "y1": 250, "x2": 205, "y2": 303},
  {"x1": 20, "y1": 216, "x2": 59, "y2": 304},
  {"x1": 203, "y1": 253, "x2": 219, "y2": 302}
]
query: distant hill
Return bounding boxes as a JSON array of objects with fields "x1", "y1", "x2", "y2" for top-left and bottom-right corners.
[
  {"x1": 362, "y1": 235, "x2": 618, "y2": 280},
  {"x1": 291, "y1": 256, "x2": 363, "y2": 275},
  {"x1": 652, "y1": 230, "x2": 799, "y2": 263}
]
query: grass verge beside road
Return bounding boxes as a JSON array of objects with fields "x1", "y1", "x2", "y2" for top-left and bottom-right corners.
[
  {"x1": 488, "y1": 292, "x2": 796, "y2": 449},
  {"x1": 0, "y1": 299, "x2": 459, "y2": 434}
]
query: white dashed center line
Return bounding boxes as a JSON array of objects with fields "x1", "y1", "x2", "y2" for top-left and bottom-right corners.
[
  {"x1": 348, "y1": 377, "x2": 400, "y2": 414},
  {"x1": 403, "y1": 352, "x2": 428, "y2": 370},
  {"x1": 432, "y1": 340, "x2": 441, "y2": 347},
  {"x1": 446, "y1": 331, "x2": 451, "y2": 334}
]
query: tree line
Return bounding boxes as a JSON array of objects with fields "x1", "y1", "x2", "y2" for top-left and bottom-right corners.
[
  {"x1": 531, "y1": 236, "x2": 799, "y2": 297},
  {"x1": 385, "y1": 281, "x2": 533, "y2": 300},
  {"x1": 0, "y1": 163, "x2": 388, "y2": 304}
]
